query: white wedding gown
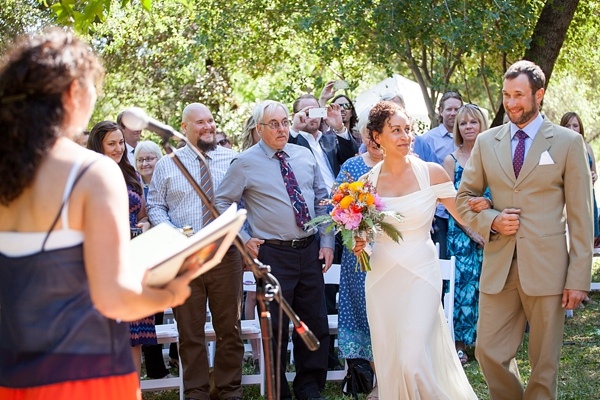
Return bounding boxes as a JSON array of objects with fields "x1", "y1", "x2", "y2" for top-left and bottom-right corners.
[{"x1": 365, "y1": 156, "x2": 478, "y2": 399}]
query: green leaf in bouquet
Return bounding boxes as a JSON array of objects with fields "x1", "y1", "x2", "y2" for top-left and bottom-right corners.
[
  {"x1": 341, "y1": 228, "x2": 355, "y2": 252},
  {"x1": 304, "y1": 215, "x2": 332, "y2": 230},
  {"x1": 379, "y1": 220, "x2": 403, "y2": 243}
]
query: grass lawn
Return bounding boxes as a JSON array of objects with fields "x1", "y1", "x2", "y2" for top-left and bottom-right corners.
[{"x1": 143, "y1": 263, "x2": 600, "y2": 400}]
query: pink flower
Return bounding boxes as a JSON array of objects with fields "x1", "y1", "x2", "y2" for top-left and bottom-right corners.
[
  {"x1": 374, "y1": 194, "x2": 385, "y2": 211},
  {"x1": 332, "y1": 208, "x2": 363, "y2": 230}
]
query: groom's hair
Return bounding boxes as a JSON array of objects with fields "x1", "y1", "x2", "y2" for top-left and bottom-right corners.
[{"x1": 504, "y1": 60, "x2": 546, "y2": 94}]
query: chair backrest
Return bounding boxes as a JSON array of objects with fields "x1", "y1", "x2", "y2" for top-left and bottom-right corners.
[
  {"x1": 438, "y1": 256, "x2": 456, "y2": 341},
  {"x1": 323, "y1": 263, "x2": 341, "y2": 285}
]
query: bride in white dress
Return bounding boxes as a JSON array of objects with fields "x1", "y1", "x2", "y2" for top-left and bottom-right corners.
[{"x1": 354, "y1": 101, "x2": 480, "y2": 399}]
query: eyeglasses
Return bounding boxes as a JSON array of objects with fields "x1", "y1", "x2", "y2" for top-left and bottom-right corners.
[
  {"x1": 217, "y1": 139, "x2": 231, "y2": 146},
  {"x1": 259, "y1": 120, "x2": 290, "y2": 130},
  {"x1": 337, "y1": 103, "x2": 353, "y2": 110},
  {"x1": 136, "y1": 156, "x2": 158, "y2": 164}
]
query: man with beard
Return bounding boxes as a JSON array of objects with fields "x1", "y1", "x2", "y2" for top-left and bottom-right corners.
[
  {"x1": 456, "y1": 60, "x2": 593, "y2": 400},
  {"x1": 422, "y1": 90, "x2": 463, "y2": 259},
  {"x1": 147, "y1": 103, "x2": 244, "y2": 400}
]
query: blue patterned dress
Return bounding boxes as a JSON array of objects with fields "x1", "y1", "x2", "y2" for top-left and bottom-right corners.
[
  {"x1": 446, "y1": 154, "x2": 489, "y2": 346},
  {"x1": 336, "y1": 156, "x2": 374, "y2": 361}
]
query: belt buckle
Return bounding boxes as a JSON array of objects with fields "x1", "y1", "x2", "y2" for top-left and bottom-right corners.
[{"x1": 291, "y1": 238, "x2": 303, "y2": 248}]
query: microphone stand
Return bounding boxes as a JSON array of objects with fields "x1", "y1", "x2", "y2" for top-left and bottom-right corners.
[{"x1": 157, "y1": 135, "x2": 319, "y2": 400}]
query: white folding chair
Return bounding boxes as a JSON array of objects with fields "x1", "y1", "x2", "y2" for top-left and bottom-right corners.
[
  {"x1": 438, "y1": 256, "x2": 456, "y2": 341},
  {"x1": 140, "y1": 322, "x2": 184, "y2": 400},
  {"x1": 286, "y1": 263, "x2": 346, "y2": 382}
]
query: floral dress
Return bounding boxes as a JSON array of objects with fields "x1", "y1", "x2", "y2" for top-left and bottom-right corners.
[
  {"x1": 335, "y1": 156, "x2": 374, "y2": 361},
  {"x1": 446, "y1": 154, "x2": 489, "y2": 346}
]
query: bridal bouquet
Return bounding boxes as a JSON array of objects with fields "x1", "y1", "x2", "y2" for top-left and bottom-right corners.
[{"x1": 305, "y1": 175, "x2": 403, "y2": 271}]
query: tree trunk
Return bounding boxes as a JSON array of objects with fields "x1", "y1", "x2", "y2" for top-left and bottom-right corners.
[{"x1": 491, "y1": 0, "x2": 580, "y2": 127}]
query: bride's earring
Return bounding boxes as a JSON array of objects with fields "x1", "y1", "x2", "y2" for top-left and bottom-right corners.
[{"x1": 380, "y1": 146, "x2": 387, "y2": 158}]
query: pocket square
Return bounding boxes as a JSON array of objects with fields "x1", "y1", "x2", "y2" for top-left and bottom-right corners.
[{"x1": 539, "y1": 151, "x2": 555, "y2": 165}]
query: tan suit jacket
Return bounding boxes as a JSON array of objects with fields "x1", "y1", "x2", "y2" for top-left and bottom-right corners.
[{"x1": 456, "y1": 118, "x2": 593, "y2": 296}]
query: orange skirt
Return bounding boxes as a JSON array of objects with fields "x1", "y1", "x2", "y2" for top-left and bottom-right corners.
[{"x1": 0, "y1": 372, "x2": 140, "y2": 400}]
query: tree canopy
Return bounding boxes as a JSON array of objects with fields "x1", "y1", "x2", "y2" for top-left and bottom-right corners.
[{"x1": 2, "y1": 0, "x2": 599, "y2": 144}]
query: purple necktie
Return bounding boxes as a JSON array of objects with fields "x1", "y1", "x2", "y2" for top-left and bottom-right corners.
[
  {"x1": 275, "y1": 150, "x2": 311, "y2": 228},
  {"x1": 513, "y1": 130, "x2": 528, "y2": 178}
]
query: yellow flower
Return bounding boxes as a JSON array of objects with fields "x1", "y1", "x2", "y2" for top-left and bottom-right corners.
[
  {"x1": 348, "y1": 181, "x2": 364, "y2": 192},
  {"x1": 339, "y1": 195, "x2": 354, "y2": 209}
]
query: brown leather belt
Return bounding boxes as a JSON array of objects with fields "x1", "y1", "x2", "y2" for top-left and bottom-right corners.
[{"x1": 263, "y1": 235, "x2": 315, "y2": 249}]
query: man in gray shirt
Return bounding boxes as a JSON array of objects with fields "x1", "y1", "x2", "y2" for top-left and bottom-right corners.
[
  {"x1": 215, "y1": 100, "x2": 333, "y2": 400},
  {"x1": 147, "y1": 103, "x2": 244, "y2": 400}
]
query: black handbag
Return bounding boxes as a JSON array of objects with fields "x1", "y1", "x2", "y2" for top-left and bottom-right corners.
[{"x1": 341, "y1": 358, "x2": 374, "y2": 399}]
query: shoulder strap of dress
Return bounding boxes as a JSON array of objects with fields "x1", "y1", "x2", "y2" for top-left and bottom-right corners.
[
  {"x1": 408, "y1": 155, "x2": 430, "y2": 189},
  {"x1": 41, "y1": 156, "x2": 101, "y2": 251},
  {"x1": 60, "y1": 155, "x2": 86, "y2": 230}
]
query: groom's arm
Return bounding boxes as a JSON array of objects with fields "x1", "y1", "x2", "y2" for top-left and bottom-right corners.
[{"x1": 456, "y1": 136, "x2": 500, "y2": 242}]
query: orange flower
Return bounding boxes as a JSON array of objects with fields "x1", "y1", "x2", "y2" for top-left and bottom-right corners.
[
  {"x1": 332, "y1": 192, "x2": 344, "y2": 203},
  {"x1": 339, "y1": 195, "x2": 354, "y2": 209},
  {"x1": 365, "y1": 193, "x2": 375, "y2": 205}
]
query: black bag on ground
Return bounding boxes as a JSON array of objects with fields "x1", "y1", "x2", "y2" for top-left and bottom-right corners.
[{"x1": 341, "y1": 358, "x2": 374, "y2": 399}]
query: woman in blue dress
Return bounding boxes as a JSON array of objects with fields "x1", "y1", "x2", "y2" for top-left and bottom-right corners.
[
  {"x1": 335, "y1": 113, "x2": 382, "y2": 399},
  {"x1": 443, "y1": 104, "x2": 489, "y2": 364}
]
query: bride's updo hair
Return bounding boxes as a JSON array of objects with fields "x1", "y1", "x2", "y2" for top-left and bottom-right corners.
[{"x1": 367, "y1": 101, "x2": 409, "y2": 148}]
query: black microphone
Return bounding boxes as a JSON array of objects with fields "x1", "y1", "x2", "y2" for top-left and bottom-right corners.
[{"x1": 120, "y1": 107, "x2": 185, "y2": 142}]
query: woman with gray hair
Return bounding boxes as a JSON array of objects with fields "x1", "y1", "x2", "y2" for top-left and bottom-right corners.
[{"x1": 133, "y1": 140, "x2": 163, "y2": 199}]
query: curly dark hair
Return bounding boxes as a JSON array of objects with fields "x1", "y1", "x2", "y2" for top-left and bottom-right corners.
[
  {"x1": 88, "y1": 121, "x2": 142, "y2": 196},
  {"x1": 366, "y1": 101, "x2": 408, "y2": 147},
  {"x1": 331, "y1": 94, "x2": 358, "y2": 133},
  {"x1": 0, "y1": 27, "x2": 104, "y2": 206}
]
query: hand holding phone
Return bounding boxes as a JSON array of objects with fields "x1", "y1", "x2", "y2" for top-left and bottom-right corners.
[{"x1": 308, "y1": 107, "x2": 328, "y2": 118}]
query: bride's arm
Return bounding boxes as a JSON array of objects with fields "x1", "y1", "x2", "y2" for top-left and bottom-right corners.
[{"x1": 429, "y1": 163, "x2": 486, "y2": 246}]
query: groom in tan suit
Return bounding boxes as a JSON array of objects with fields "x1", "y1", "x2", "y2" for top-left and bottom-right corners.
[{"x1": 456, "y1": 60, "x2": 593, "y2": 400}]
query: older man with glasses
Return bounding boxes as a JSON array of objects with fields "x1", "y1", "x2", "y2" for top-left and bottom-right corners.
[{"x1": 216, "y1": 100, "x2": 334, "y2": 400}]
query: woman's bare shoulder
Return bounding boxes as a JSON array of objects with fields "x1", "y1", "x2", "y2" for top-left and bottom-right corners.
[{"x1": 427, "y1": 161, "x2": 452, "y2": 185}]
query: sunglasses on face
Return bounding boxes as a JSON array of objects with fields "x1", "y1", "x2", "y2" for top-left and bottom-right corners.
[
  {"x1": 217, "y1": 139, "x2": 231, "y2": 146},
  {"x1": 337, "y1": 103, "x2": 353, "y2": 110}
]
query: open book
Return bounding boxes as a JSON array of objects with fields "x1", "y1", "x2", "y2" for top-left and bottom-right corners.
[{"x1": 131, "y1": 204, "x2": 246, "y2": 287}]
